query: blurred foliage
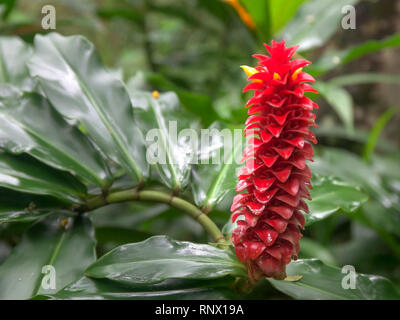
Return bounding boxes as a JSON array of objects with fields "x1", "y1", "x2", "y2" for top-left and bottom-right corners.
[{"x1": 0, "y1": 0, "x2": 399, "y2": 300}]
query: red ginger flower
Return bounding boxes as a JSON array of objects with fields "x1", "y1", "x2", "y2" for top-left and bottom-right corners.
[{"x1": 231, "y1": 40, "x2": 318, "y2": 281}]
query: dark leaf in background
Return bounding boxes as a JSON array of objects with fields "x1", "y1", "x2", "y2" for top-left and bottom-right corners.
[
  {"x1": 95, "y1": 226, "x2": 152, "y2": 248},
  {"x1": 299, "y1": 237, "x2": 337, "y2": 266},
  {"x1": 314, "y1": 82, "x2": 354, "y2": 132},
  {"x1": 97, "y1": 7, "x2": 144, "y2": 26},
  {"x1": 363, "y1": 108, "x2": 398, "y2": 163},
  {"x1": 329, "y1": 73, "x2": 400, "y2": 87},
  {"x1": 360, "y1": 201, "x2": 400, "y2": 239},
  {"x1": 90, "y1": 202, "x2": 170, "y2": 230},
  {"x1": 309, "y1": 33, "x2": 400, "y2": 76}
]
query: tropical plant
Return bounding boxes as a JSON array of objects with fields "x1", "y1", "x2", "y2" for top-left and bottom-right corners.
[{"x1": 0, "y1": 0, "x2": 399, "y2": 300}]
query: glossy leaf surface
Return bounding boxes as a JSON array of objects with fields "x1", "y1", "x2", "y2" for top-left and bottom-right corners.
[
  {"x1": 269, "y1": 259, "x2": 400, "y2": 300},
  {"x1": 28, "y1": 33, "x2": 148, "y2": 182},
  {"x1": 0, "y1": 152, "x2": 86, "y2": 203},
  {"x1": 192, "y1": 123, "x2": 244, "y2": 210},
  {"x1": 85, "y1": 236, "x2": 246, "y2": 285},
  {"x1": 0, "y1": 90, "x2": 111, "y2": 187},
  {"x1": 306, "y1": 175, "x2": 368, "y2": 225},
  {"x1": 38, "y1": 277, "x2": 235, "y2": 300},
  {"x1": 279, "y1": 0, "x2": 359, "y2": 52},
  {"x1": 0, "y1": 216, "x2": 96, "y2": 299},
  {"x1": 130, "y1": 91, "x2": 199, "y2": 190}
]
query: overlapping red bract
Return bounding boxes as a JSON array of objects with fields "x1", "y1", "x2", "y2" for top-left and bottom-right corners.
[{"x1": 231, "y1": 40, "x2": 318, "y2": 281}]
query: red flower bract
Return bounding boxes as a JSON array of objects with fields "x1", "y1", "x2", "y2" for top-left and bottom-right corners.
[{"x1": 231, "y1": 40, "x2": 318, "y2": 281}]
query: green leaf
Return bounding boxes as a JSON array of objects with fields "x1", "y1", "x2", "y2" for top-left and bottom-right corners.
[
  {"x1": 192, "y1": 122, "x2": 244, "y2": 211},
  {"x1": 85, "y1": 235, "x2": 247, "y2": 285},
  {"x1": 314, "y1": 82, "x2": 354, "y2": 131},
  {"x1": 27, "y1": 33, "x2": 148, "y2": 183},
  {"x1": 0, "y1": 188, "x2": 67, "y2": 224},
  {"x1": 38, "y1": 277, "x2": 235, "y2": 300},
  {"x1": 329, "y1": 73, "x2": 400, "y2": 87},
  {"x1": 309, "y1": 34, "x2": 400, "y2": 76},
  {"x1": 0, "y1": 152, "x2": 86, "y2": 203},
  {"x1": 279, "y1": 0, "x2": 360, "y2": 52},
  {"x1": 240, "y1": 0, "x2": 270, "y2": 40},
  {"x1": 268, "y1": 259, "x2": 400, "y2": 300},
  {"x1": 0, "y1": 90, "x2": 111, "y2": 188},
  {"x1": 130, "y1": 91, "x2": 199, "y2": 190},
  {"x1": 360, "y1": 201, "x2": 400, "y2": 238},
  {"x1": 0, "y1": 36, "x2": 34, "y2": 90},
  {"x1": 363, "y1": 108, "x2": 398, "y2": 163},
  {"x1": 306, "y1": 175, "x2": 368, "y2": 225},
  {"x1": 0, "y1": 0, "x2": 17, "y2": 20},
  {"x1": 372, "y1": 153, "x2": 400, "y2": 195},
  {"x1": 0, "y1": 210, "x2": 50, "y2": 225},
  {"x1": 269, "y1": 0, "x2": 308, "y2": 35},
  {"x1": 0, "y1": 216, "x2": 96, "y2": 299}
]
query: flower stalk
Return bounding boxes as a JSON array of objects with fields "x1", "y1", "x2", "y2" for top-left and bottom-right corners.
[{"x1": 84, "y1": 189, "x2": 225, "y2": 243}]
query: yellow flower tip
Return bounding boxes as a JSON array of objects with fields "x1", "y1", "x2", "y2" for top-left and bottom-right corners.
[
  {"x1": 152, "y1": 90, "x2": 160, "y2": 99},
  {"x1": 273, "y1": 72, "x2": 281, "y2": 80},
  {"x1": 240, "y1": 65, "x2": 258, "y2": 77},
  {"x1": 291, "y1": 68, "x2": 303, "y2": 81},
  {"x1": 240, "y1": 65, "x2": 262, "y2": 83},
  {"x1": 284, "y1": 275, "x2": 303, "y2": 282}
]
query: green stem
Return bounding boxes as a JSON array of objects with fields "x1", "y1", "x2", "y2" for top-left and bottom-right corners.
[{"x1": 85, "y1": 189, "x2": 225, "y2": 243}]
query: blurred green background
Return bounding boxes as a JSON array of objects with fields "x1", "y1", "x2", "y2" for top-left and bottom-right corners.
[{"x1": 1, "y1": 0, "x2": 400, "y2": 292}]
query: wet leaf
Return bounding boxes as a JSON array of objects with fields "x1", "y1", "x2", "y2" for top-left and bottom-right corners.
[
  {"x1": 269, "y1": 259, "x2": 400, "y2": 300},
  {"x1": 0, "y1": 216, "x2": 96, "y2": 299},
  {"x1": 85, "y1": 236, "x2": 247, "y2": 285},
  {"x1": 28, "y1": 33, "x2": 148, "y2": 183},
  {"x1": 0, "y1": 90, "x2": 111, "y2": 188}
]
